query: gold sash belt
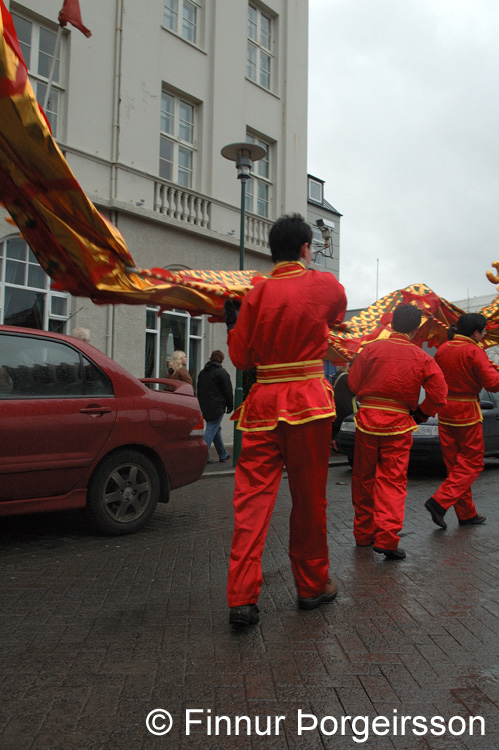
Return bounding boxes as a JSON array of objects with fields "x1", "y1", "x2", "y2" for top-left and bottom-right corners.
[
  {"x1": 256, "y1": 360, "x2": 324, "y2": 384},
  {"x1": 360, "y1": 396, "x2": 409, "y2": 415}
]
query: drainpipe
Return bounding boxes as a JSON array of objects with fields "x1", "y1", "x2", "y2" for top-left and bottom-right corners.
[
  {"x1": 106, "y1": 0, "x2": 123, "y2": 358},
  {"x1": 111, "y1": 0, "x2": 123, "y2": 201}
]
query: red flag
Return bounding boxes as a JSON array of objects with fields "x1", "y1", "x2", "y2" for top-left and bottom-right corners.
[{"x1": 58, "y1": 0, "x2": 91, "y2": 38}]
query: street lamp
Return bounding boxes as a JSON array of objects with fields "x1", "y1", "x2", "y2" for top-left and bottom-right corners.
[{"x1": 221, "y1": 141, "x2": 267, "y2": 465}]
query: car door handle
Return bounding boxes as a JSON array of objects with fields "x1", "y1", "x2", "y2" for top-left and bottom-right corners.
[{"x1": 80, "y1": 405, "x2": 112, "y2": 416}]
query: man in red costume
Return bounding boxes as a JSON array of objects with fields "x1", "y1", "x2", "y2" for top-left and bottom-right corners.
[
  {"x1": 348, "y1": 304, "x2": 447, "y2": 560},
  {"x1": 425, "y1": 313, "x2": 499, "y2": 529},
  {"x1": 224, "y1": 213, "x2": 347, "y2": 627}
]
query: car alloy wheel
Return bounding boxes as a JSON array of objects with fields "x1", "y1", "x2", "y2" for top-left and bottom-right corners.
[{"x1": 86, "y1": 449, "x2": 160, "y2": 535}]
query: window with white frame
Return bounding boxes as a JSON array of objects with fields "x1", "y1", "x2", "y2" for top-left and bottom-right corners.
[
  {"x1": 245, "y1": 133, "x2": 271, "y2": 218},
  {"x1": 0, "y1": 236, "x2": 69, "y2": 331},
  {"x1": 163, "y1": 0, "x2": 200, "y2": 44},
  {"x1": 308, "y1": 178, "x2": 324, "y2": 204},
  {"x1": 11, "y1": 12, "x2": 65, "y2": 138},
  {"x1": 247, "y1": 4, "x2": 272, "y2": 90},
  {"x1": 159, "y1": 90, "x2": 196, "y2": 187},
  {"x1": 145, "y1": 307, "x2": 204, "y2": 388}
]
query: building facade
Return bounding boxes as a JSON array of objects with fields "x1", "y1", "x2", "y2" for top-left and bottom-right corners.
[{"x1": 1, "y1": 0, "x2": 310, "y2": 431}]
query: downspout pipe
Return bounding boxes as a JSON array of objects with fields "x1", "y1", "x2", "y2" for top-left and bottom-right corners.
[{"x1": 106, "y1": 0, "x2": 123, "y2": 358}]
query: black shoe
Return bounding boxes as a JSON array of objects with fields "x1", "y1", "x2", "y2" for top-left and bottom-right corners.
[
  {"x1": 297, "y1": 579, "x2": 338, "y2": 610},
  {"x1": 207, "y1": 458, "x2": 215, "y2": 465},
  {"x1": 373, "y1": 546, "x2": 406, "y2": 560},
  {"x1": 219, "y1": 454, "x2": 231, "y2": 463},
  {"x1": 229, "y1": 604, "x2": 259, "y2": 626},
  {"x1": 458, "y1": 514, "x2": 486, "y2": 526},
  {"x1": 355, "y1": 540, "x2": 374, "y2": 547},
  {"x1": 425, "y1": 497, "x2": 447, "y2": 529}
]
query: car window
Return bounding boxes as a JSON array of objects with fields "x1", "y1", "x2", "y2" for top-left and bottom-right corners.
[
  {"x1": 82, "y1": 356, "x2": 113, "y2": 396},
  {"x1": 1, "y1": 334, "x2": 83, "y2": 397},
  {"x1": 0, "y1": 333, "x2": 112, "y2": 398}
]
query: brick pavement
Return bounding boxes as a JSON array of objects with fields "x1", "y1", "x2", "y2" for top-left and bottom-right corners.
[{"x1": 0, "y1": 454, "x2": 498, "y2": 749}]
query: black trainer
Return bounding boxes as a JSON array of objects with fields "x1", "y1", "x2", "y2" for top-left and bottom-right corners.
[
  {"x1": 458, "y1": 514, "x2": 486, "y2": 525},
  {"x1": 229, "y1": 604, "x2": 260, "y2": 626},
  {"x1": 425, "y1": 497, "x2": 447, "y2": 529},
  {"x1": 373, "y1": 546, "x2": 406, "y2": 560}
]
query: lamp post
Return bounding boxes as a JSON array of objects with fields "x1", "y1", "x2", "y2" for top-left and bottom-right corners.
[{"x1": 221, "y1": 142, "x2": 267, "y2": 466}]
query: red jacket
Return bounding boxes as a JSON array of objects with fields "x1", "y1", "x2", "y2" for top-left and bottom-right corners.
[
  {"x1": 435, "y1": 334, "x2": 499, "y2": 426},
  {"x1": 228, "y1": 261, "x2": 347, "y2": 431},
  {"x1": 348, "y1": 332, "x2": 448, "y2": 435}
]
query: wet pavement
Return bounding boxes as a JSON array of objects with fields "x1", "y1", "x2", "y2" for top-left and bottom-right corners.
[{"x1": 0, "y1": 452, "x2": 498, "y2": 749}]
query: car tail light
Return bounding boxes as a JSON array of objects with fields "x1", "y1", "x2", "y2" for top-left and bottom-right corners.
[{"x1": 190, "y1": 414, "x2": 205, "y2": 436}]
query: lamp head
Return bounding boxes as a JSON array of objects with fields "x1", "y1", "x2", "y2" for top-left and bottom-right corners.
[{"x1": 221, "y1": 141, "x2": 267, "y2": 180}]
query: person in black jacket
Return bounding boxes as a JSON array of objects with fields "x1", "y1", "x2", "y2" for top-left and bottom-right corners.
[
  {"x1": 197, "y1": 350, "x2": 234, "y2": 463},
  {"x1": 331, "y1": 365, "x2": 356, "y2": 452}
]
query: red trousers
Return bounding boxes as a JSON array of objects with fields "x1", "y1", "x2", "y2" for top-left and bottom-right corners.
[
  {"x1": 227, "y1": 417, "x2": 332, "y2": 607},
  {"x1": 433, "y1": 421, "x2": 483, "y2": 520},
  {"x1": 351, "y1": 430, "x2": 413, "y2": 549}
]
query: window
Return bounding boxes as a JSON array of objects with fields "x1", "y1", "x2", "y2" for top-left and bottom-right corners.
[
  {"x1": 145, "y1": 307, "x2": 204, "y2": 388},
  {"x1": 245, "y1": 134, "x2": 271, "y2": 218},
  {"x1": 0, "y1": 334, "x2": 113, "y2": 399},
  {"x1": 163, "y1": 0, "x2": 199, "y2": 44},
  {"x1": 308, "y1": 178, "x2": 324, "y2": 204},
  {"x1": 11, "y1": 12, "x2": 64, "y2": 138},
  {"x1": 247, "y1": 4, "x2": 272, "y2": 90},
  {"x1": 311, "y1": 226, "x2": 326, "y2": 267},
  {"x1": 0, "y1": 237, "x2": 69, "y2": 332},
  {"x1": 159, "y1": 91, "x2": 196, "y2": 187}
]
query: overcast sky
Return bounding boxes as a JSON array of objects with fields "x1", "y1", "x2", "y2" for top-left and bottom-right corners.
[{"x1": 308, "y1": 0, "x2": 499, "y2": 310}]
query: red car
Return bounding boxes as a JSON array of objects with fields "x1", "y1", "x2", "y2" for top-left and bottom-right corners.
[{"x1": 0, "y1": 325, "x2": 207, "y2": 534}]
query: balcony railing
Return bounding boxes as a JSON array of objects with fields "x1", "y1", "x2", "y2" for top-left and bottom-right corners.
[
  {"x1": 245, "y1": 214, "x2": 271, "y2": 247},
  {"x1": 154, "y1": 182, "x2": 211, "y2": 228},
  {"x1": 153, "y1": 179, "x2": 271, "y2": 249}
]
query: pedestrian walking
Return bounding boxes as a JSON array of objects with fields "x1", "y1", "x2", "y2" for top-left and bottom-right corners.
[
  {"x1": 425, "y1": 313, "x2": 499, "y2": 529},
  {"x1": 197, "y1": 350, "x2": 233, "y2": 463},
  {"x1": 167, "y1": 350, "x2": 192, "y2": 385},
  {"x1": 224, "y1": 212, "x2": 347, "y2": 626},
  {"x1": 348, "y1": 304, "x2": 447, "y2": 560}
]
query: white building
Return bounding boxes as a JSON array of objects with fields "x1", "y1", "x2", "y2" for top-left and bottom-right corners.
[
  {"x1": 452, "y1": 294, "x2": 497, "y2": 314},
  {"x1": 1, "y1": 0, "x2": 310, "y2": 426}
]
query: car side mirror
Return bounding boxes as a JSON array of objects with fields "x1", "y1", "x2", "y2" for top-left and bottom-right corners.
[{"x1": 479, "y1": 400, "x2": 494, "y2": 410}]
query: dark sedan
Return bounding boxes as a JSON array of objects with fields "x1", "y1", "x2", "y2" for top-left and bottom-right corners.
[{"x1": 336, "y1": 388, "x2": 499, "y2": 468}]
